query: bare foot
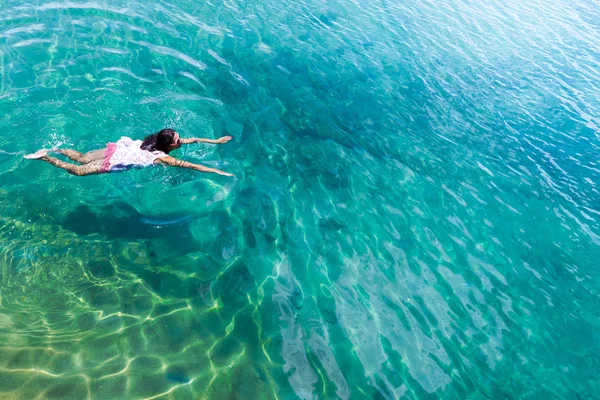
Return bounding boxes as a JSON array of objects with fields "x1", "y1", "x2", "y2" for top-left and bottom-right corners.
[{"x1": 24, "y1": 149, "x2": 48, "y2": 159}]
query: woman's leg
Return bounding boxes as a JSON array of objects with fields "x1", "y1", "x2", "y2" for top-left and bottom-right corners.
[
  {"x1": 80, "y1": 149, "x2": 105, "y2": 163},
  {"x1": 57, "y1": 149, "x2": 105, "y2": 163},
  {"x1": 57, "y1": 149, "x2": 85, "y2": 163},
  {"x1": 40, "y1": 156, "x2": 103, "y2": 176}
]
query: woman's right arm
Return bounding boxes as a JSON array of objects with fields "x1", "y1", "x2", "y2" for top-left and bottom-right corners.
[
  {"x1": 157, "y1": 156, "x2": 234, "y2": 176},
  {"x1": 180, "y1": 136, "x2": 233, "y2": 145}
]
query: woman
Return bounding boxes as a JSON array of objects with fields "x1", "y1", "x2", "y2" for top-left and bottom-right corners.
[{"x1": 24, "y1": 128, "x2": 234, "y2": 177}]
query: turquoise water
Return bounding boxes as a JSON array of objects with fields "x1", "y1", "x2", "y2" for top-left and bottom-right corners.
[{"x1": 1, "y1": 0, "x2": 599, "y2": 398}]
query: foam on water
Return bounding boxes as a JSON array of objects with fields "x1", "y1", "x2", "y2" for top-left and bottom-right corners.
[{"x1": 1, "y1": 0, "x2": 599, "y2": 398}]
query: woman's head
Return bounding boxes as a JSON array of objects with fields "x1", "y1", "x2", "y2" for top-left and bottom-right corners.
[{"x1": 141, "y1": 128, "x2": 181, "y2": 153}]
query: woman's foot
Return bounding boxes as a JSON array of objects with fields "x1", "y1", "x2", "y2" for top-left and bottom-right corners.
[{"x1": 24, "y1": 149, "x2": 48, "y2": 159}]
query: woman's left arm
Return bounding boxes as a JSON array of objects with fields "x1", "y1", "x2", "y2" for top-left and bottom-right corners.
[
  {"x1": 156, "y1": 156, "x2": 234, "y2": 176},
  {"x1": 180, "y1": 136, "x2": 233, "y2": 145}
]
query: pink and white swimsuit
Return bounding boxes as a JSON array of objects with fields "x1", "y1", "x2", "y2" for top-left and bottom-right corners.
[{"x1": 100, "y1": 136, "x2": 166, "y2": 173}]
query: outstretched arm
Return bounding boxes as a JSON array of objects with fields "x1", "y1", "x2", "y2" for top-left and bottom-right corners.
[
  {"x1": 180, "y1": 136, "x2": 233, "y2": 145},
  {"x1": 156, "y1": 156, "x2": 234, "y2": 176}
]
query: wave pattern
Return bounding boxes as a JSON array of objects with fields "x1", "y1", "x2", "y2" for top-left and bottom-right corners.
[{"x1": 0, "y1": 0, "x2": 599, "y2": 398}]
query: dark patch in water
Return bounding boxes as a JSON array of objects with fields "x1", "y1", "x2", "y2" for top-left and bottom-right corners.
[
  {"x1": 318, "y1": 12, "x2": 338, "y2": 26},
  {"x1": 61, "y1": 202, "x2": 193, "y2": 239},
  {"x1": 87, "y1": 259, "x2": 116, "y2": 278},
  {"x1": 319, "y1": 217, "x2": 345, "y2": 231},
  {"x1": 165, "y1": 367, "x2": 190, "y2": 384}
]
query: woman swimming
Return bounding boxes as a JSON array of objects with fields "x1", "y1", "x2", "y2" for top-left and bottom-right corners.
[{"x1": 24, "y1": 128, "x2": 234, "y2": 177}]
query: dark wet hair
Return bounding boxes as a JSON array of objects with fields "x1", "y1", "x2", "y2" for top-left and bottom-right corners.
[{"x1": 141, "y1": 128, "x2": 177, "y2": 153}]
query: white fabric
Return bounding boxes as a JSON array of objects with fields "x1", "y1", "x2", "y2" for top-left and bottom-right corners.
[{"x1": 109, "y1": 136, "x2": 166, "y2": 170}]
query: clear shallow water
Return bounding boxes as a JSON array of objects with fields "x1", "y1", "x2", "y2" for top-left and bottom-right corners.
[{"x1": 1, "y1": 0, "x2": 599, "y2": 398}]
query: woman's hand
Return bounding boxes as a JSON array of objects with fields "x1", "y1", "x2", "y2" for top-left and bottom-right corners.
[
  {"x1": 215, "y1": 136, "x2": 233, "y2": 144},
  {"x1": 215, "y1": 170, "x2": 234, "y2": 177}
]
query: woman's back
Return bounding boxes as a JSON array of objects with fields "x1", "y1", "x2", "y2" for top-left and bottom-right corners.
[{"x1": 103, "y1": 136, "x2": 166, "y2": 172}]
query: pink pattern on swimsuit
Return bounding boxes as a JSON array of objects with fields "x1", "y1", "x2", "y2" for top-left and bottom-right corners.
[{"x1": 100, "y1": 142, "x2": 117, "y2": 173}]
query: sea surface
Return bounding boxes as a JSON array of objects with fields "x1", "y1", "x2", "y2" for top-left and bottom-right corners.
[{"x1": 0, "y1": 0, "x2": 599, "y2": 398}]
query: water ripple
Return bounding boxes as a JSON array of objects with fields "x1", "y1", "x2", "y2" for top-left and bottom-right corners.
[{"x1": 0, "y1": 0, "x2": 599, "y2": 398}]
